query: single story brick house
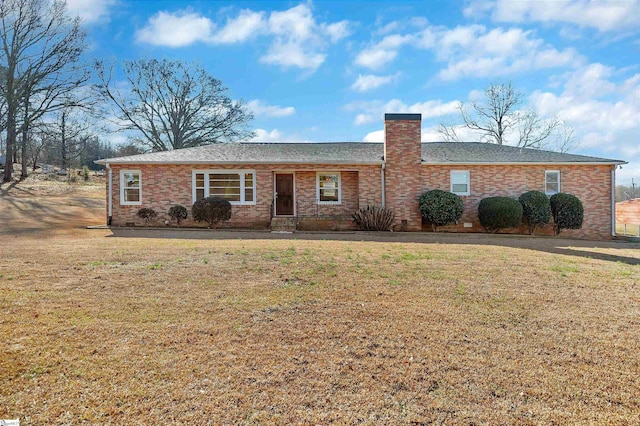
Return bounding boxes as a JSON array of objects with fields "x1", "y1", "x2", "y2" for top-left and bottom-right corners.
[{"x1": 96, "y1": 113, "x2": 626, "y2": 239}]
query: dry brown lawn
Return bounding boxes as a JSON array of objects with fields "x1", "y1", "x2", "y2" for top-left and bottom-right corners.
[{"x1": 1, "y1": 177, "x2": 640, "y2": 425}]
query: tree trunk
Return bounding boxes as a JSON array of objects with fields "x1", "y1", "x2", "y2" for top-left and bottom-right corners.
[
  {"x1": 60, "y1": 110, "x2": 67, "y2": 171},
  {"x1": 21, "y1": 124, "x2": 29, "y2": 179},
  {"x1": 3, "y1": 105, "x2": 16, "y2": 182},
  {"x1": 20, "y1": 98, "x2": 30, "y2": 179}
]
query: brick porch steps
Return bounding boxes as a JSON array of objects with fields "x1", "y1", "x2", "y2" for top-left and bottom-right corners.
[{"x1": 270, "y1": 217, "x2": 297, "y2": 232}]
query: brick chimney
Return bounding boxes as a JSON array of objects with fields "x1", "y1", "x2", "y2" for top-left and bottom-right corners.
[{"x1": 384, "y1": 113, "x2": 422, "y2": 231}]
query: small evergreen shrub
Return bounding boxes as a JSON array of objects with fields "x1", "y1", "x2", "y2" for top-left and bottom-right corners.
[
  {"x1": 518, "y1": 190, "x2": 551, "y2": 235},
  {"x1": 136, "y1": 207, "x2": 157, "y2": 226},
  {"x1": 478, "y1": 196, "x2": 523, "y2": 233},
  {"x1": 82, "y1": 166, "x2": 90, "y2": 182},
  {"x1": 550, "y1": 193, "x2": 584, "y2": 235},
  {"x1": 352, "y1": 205, "x2": 395, "y2": 231},
  {"x1": 192, "y1": 197, "x2": 232, "y2": 228},
  {"x1": 168, "y1": 205, "x2": 188, "y2": 226},
  {"x1": 419, "y1": 190, "x2": 464, "y2": 231}
]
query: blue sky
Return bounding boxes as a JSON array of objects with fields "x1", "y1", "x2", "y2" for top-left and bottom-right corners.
[{"x1": 69, "y1": 0, "x2": 639, "y2": 185}]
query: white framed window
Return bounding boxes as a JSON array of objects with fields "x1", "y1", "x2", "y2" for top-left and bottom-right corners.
[
  {"x1": 120, "y1": 170, "x2": 142, "y2": 205},
  {"x1": 545, "y1": 170, "x2": 560, "y2": 195},
  {"x1": 450, "y1": 170, "x2": 470, "y2": 196},
  {"x1": 317, "y1": 172, "x2": 341, "y2": 204},
  {"x1": 192, "y1": 170, "x2": 256, "y2": 205}
]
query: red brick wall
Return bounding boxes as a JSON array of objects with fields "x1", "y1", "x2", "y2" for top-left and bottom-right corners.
[
  {"x1": 384, "y1": 117, "x2": 423, "y2": 231},
  {"x1": 420, "y1": 164, "x2": 615, "y2": 239},
  {"x1": 105, "y1": 154, "x2": 616, "y2": 239},
  {"x1": 107, "y1": 164, "x2": 382, "y2": 228},
  {"x1": 616, "y1": 199, "x2": 640, "y2": 225}
]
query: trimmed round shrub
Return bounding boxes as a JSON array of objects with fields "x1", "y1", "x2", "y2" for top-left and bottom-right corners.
[
  {"x1": 353, "y1": 205, "x2": 395, "y2": 231},
  {"x1": 550, "y1": 193, "x2": 584, "y2": 235},
  {"x1": 168, "y1": 204, "x2": 188, "y2": 226},
  {"x1": 192, "y1": 197, "x2": 232, "y2": 228},
  {"x1": 518, "y1": 190, "x2": 551, "y2": 235},
  {"x1": 478, "y1": 196, "x2": 523, "y2": 233},
  {"x1": 419, "y1": 190, "x2": 464, "y2": 231},
  {"x1": 136, "y1": 207, "x2": 157, "y2": 226}
]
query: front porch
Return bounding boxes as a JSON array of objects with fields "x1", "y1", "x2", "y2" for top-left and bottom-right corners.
[{"x1": 269, "y1": 169, "x2": 374, "y2": 232}]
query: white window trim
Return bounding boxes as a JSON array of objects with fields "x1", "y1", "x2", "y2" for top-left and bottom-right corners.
[
  {"x1": 545, "y1": 170, "x2": 561, "y2": 195},
  {"x1": 192, "y1": 170, "x2": 256, "y2": 205},
  {"x1": 316, "y1": 172, "x2": 342, "y2": 204},
  {"x1": 450, "y1": 170, "x2": 470, "y2": 196},
  {"x1": 120, "y1": 169, "x2": 142, "y2": 205}
]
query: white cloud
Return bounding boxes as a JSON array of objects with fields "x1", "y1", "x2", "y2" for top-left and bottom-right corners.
[
  {"x1": 346, "y1": 99, "x2": 461, "y2": 126},
  {"x1": 135, "y1": 4, "x2": 350, "y2": 72},
  {"x1": 466, "y1": 0, "x2": 640, "y2": 33},
  {"x1": 66, "y1": 0, "x2": 116, "y2": 24},
  {"x1": 321, "y1": 20, "x2": 351, "y2": 43},
  {"x1": 363, "y1": 125, "x2": 444, "y2": 142},
  {"x1": 434, "y1": 26, "x2": 583, "y2": 80},
  {"x1": 247, "y1": 100, "x2": 295, "y2": 118},
  {"x1": 354, "y1": 24, "x2": 582, "y2": 79},
  {"x1": 251, "y1": 128, "x2": 285, "y2": 142},
  {"x1": 354, "y1": 33, "x2": 415, "y2": 70},
  {"x1": 375, "y1": 21, "x2": 399, "y2": 35},
  {"x1": 354, "y1": 48, "x2": 397, "y2": 70},
  {"x1": 260, "y1": 4, "x2": 348, "y2": 71},
  {"x1": 363, "y1": 130, "x2": 384, "y2": 142},
  {"x1": 251, "y1": 128, "x2": 304, "y2": 142},
  {"x1": 351, "y1": 73, "x2": 399, "y2": 92},
  {"x1": 135, "y1": 10, "x2": 216, "y2": 47},
  {"x1": 529, "y1": 64, "x2": 640, "y2": 185},
  {"x1": 260, "y1": 42, "x2": 326, "y2": 70},
  {"x1": 213, "y1": 10, "x2": 266, "y2": 44}
]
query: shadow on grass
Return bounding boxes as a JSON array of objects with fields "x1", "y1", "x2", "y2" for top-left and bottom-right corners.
[{"x1": 107, "y1": 228, "x2": 640, "y2": 265}]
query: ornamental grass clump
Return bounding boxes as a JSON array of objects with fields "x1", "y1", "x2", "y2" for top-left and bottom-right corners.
[
  {"x1": 136, "y1": 207, "x2": 157, "y2": 226},
  {"x1": 168, "y1": 205, "x2": 188, "y2": 226},
  {"x1": 550, "y1": 193, "x2": 584, "y2": 235},
  {"x1": 419, "y1": 190, "x2": 464, "y2": 231},
  {"x1": 352, "y1": 205, "x2": 395, "y2": 231},
  {"x1": 478, "y1": 196, "x2": 523, "y2": 233},
  {"x1": 519, "y1": 190, "x2": 551, "y2": 235},
  {"x1": 192, "y1": 197, "x2": 232, "y2": 228}
]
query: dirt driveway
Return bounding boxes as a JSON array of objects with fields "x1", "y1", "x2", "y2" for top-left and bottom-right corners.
[{"x1": 0, "y1": 177, "x2": 105, "y2": 238}]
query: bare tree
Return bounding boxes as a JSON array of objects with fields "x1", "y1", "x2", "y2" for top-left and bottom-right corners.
[
  {"x1": 97, "y1": 59, "x2": 254, "y2": 152},
  {"x1": 439, "y1": 82, "x2": 575, "y2": 152},
  {"x1": 25, "y1": 124, "x2": 50, "y2": 170},
  {"x1": 42, "y1": 97, "x2": 99, "y2": 170},
  {"x1": 0, "y1": 0, "x2": 88, "y2": 182}
]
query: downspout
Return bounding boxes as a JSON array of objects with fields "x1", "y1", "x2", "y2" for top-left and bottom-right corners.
[
  {"x1": 107, "y1": 163, "x2": 113, "y2": 226},
  {"x1": 611, "y1": 167, "x2": 616, "y2": 237},
  {"x1": 381, "y1": 162, "x2": 386, "y2": 208}
]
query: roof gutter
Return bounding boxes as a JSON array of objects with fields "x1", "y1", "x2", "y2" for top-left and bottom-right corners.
[
  {"x1": 421, "y1": 161, "x2": 627, "y2": 166},
  {"x1": 612, "y1": 167, "x2": 616, "y2": 238},
  {"x1": 106, "y1": 163, "x2": 112, "y2": 226},
  {"x1": 381, "y1": 162, "x2": 386, "y2": 208},
  {"x1": 94, "y1": 159, "x2": 385, "y2": 166}
]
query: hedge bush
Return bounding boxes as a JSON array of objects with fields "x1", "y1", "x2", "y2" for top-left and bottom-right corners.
[
  {"x1": 550, "y1": 193, "x2": 584, "y2": 235},
  {"x1": 478, "y1": 196, "x2": 523, "y2": 233},
  {"x1": 518, "y1": 190, "x2": 551, "y2": 235},
  {"x1": 192, "y1": 197, "x2": 232, "y2": 228},
  {"x1": 168, "y1": 205, "x2": 188, "y2": 226},
  {"x1": 352, "y1": 205, "x2": 395, "y2": 231},
  {"x1": 136, "y1": 207, "x2": 157, "y2": 226},
  {"x1": 419, "y1": 190, "x2": 464, "y2": 231}
]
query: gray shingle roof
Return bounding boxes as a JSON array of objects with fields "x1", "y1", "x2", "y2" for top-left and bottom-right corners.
[
  {"x1": 95, "y1": 141, "x2": 625, "y2": 165},
  {"x1": 421, "y1": 142, "x2": 625, "y2": 164},
  {"x1": 96, "y1": 142, "x2": 384, "y2": 165}
]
